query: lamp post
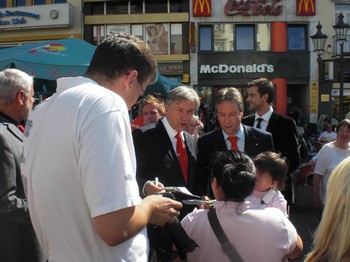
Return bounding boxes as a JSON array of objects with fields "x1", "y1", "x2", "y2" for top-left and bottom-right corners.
[{"x1": 310, "y1": 13, "x2": 350, "y2": 121}]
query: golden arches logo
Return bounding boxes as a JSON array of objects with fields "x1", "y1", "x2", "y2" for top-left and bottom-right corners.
[
  {"x1": 298, "y1": 0, "x2": 315, "y2": 13},
  {"x1": 194, "y1": 0, "x2": 211, "y2": 14}
]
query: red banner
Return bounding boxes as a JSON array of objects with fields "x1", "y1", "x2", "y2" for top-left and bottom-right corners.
[
  {"x1": 296, "y1": 0, "x2": 316, "y2": 16},
  {"x1": 193, "y1": 0, "x2": 211, "y2": 17}
]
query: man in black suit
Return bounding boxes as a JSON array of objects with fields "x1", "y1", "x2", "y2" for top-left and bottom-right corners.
[
  {"x1": 242, "y1": 78, "x2": 300, "y2": 205},
  {"x1": 195, "y1": 87, "x2": 274, "y2": 197},
  {"x1": 0, "y1": 69, "x2": 41, "y2": 261},
  {"x1": 133, "y1": 85, "x2": 200, "y2": 261}
]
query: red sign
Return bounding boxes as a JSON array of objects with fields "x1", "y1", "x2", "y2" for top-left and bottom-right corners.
[
  {"x1": 224, "y1": 0, "x2": 283, "y2": 16},
  {"x1": 193, "y1": 0, "x2": 211, "y2": 17},
  {"x1": 296, "y1": 0, "x2": 316, "y2": 16}
]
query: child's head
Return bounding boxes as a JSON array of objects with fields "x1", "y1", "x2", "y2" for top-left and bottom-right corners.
[{"x1": 253, "y1": 151, "x2": 289, "y2": 192}]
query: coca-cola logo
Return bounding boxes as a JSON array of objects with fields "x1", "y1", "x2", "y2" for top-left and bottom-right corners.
[{"x1": 224, "y1": 0, "x2": 283, "y2": 16}]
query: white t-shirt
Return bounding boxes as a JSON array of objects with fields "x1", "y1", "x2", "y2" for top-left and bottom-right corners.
[
  {"x1": 21, "y1": 77, "x2": 147, "y2": 261},
  {"x1": 314, "y1": 142, "x2": 350, "y2": 204},
  {"x1": 181, "y1": 201, "x2": 297, "y2": 262}
]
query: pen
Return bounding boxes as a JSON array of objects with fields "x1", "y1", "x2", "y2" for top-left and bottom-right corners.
[{"x1": 155, "y1": 177, "x2": 159, "y2": 187}]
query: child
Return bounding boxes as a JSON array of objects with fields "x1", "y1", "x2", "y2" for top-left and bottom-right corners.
[{"x1": 246, "y1": 151, "x2": 289, "y2": 216}]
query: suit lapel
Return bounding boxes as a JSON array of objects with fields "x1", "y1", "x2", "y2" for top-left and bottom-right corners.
[
  {"x1": 214, "y1": 128, "x2": 228, "y2": 150},
  {"x1": 243, "y1": 125, "x2": 258, "y2": 154},
  {"x1": 266, "y1": 112, "x2": 279, "y2": 133}
]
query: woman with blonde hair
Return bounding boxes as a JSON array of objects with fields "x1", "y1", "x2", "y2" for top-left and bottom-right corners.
[{"x1": 305, "y1": 157, "x2": 350, "y2": 262}]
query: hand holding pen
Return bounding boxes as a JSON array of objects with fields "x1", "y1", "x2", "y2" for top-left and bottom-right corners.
[{"x1": 143, "y1": 177, "x2": 165, "y2": 196}]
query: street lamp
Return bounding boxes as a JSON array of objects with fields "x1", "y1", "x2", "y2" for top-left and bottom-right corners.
[
  {"x1": 310, "y1": 13, "x2": 350, "y2": 121},
  {"x1": 333, "y1": 12, "x2": 350, "y2": 120}
]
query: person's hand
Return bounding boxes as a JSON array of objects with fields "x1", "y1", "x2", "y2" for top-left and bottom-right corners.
[
  {"x1": 144, "y1": 180, "x2": 165, "y2": 196},
  {"x1": 143, "y1": 195, "x2": 182, "y2": 226}
]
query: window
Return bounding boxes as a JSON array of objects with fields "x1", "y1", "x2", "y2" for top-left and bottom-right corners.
[
  {"x1": 15, "y1": 0, "x2": 26, "y2": 6},
  {"x1": 54, "y1": 0, "x2": 67, "y2": 3},
  {"x1": 170, "y1": 24, "x2": 183, "y2": 54},
  {"x1": 93, "y1": 25, "x2": 106, "y2": 45},
  {"x1": 236, "y1": 25, "x2": 254, "y2": 51},
  {"x1": 199, "y1": 26, "x2": 212, "y2": 51},
  {"x1": 214, "y1": 23, "x2": 234, "y2": 51},
  {"x1": 132, "y1": 24, "x2": 143, "y2": 41},
  {"x1": 91, "y1": 2, "x2": 104, "y2": 15},
  {"x1": 131, "y1": 0, "x2": 143, "y2": 13},
  {"x1": 107, "y1": 25, "x2": 130, "y2": 37},
  {"x1": 145, "y1": 0, "x2": 167, "y2": 13},
  {"x1": 287, "y1": 25, "x2": 306, "y2": 50},
  {"x1": 146, "y1": 23, "x2": 169, "y2": 54},
  {"x1": 170, "y1": 0, "x2": 188, "y2": 12},
  {"x1": 0, "y1": 1, "x2": 5, "y2": 7},
  {"x1": 34, "y1": 0, "x2": 45, "y2": 5},
  {"x1": 107, "y1": 0, "x2": 128, "y2": 14},
  {"x1": 256, "y1": 24, "x2": 270, "y2": 51}
]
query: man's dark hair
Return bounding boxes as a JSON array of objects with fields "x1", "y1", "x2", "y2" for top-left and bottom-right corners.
[{"x1": 247, "y1": 78, "x2": 274, "y2": 104}]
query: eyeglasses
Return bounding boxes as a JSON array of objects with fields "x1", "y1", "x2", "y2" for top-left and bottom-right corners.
[{"x1": 137, "y1": 78, "x2": 144, "y2": 94}]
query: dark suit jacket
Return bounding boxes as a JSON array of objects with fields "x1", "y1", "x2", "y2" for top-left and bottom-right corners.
[
  {"x1": 195, "y1": 125, "x2": 274, "y2": 196},
  {"x1": 243, "y1": 111, "x2": 301, "y2": 173},
  {"x1": 133, "y1": 120, "x2": 197, "y2": 216},
  {"x1": 0, "y1": 114, "x2": 41, "y2": 262}
]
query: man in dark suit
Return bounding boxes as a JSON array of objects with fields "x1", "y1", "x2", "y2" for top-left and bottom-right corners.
[
  {"x1": 0, "y1": 69, "x2": 41, "y2": 261},
  {"x1": 242, "y1": 78, "x2": 300, "y2": 205},
  {"x1": 195, "y1": 87, "x2": 274, "y2": 197},
  {"x1": 133, "y1": 85, "x2": 200, "y2": 261}
]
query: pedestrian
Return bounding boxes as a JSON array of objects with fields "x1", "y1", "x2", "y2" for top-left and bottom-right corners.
[
  {"x1": 21, "y1": 33, "x2": 182, "y2": 261},
  {"x1": 181, "y1": 150, "x2": 303, "y2": 262},
  {"x1": 246, "y1": 151, "x2": 289, "y2": 217},
  {"x1": 196, "y1": 87, "x2": 274, "y2": 197},
  {"x1": 0, "y1": 68, "x2": 42, "y2": 262},
  {"x1": 243, "y1": 78, "x2": 301, "y2": 206},
  {"x1": 312, "y1": 119, "x2": 350, "y2": 210},
  {"x1": 133, "y1": 85, "x2": 200, "y2": 261},
  {"x1": 305, "y1": 157, "x2": 350, "y2": 262}
]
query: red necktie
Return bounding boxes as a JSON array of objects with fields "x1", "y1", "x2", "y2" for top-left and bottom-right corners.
[
  {"x1": 175, "y1": 133, "x2": 188, "y2": 184},
  {"x1": 18, "y1": 124, "x2": 25, "y2": 133},
  {"x1": 227, "y1": 136, "x2": 239, "y2": 151}
]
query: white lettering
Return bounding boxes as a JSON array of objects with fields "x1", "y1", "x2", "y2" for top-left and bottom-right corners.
[{"x1": 200, "y1": 64, "x2": 275, "y2": 74}]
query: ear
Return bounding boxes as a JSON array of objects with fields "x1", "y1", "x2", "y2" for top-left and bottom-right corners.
[
  {"x1": 16, "y1": 90, "x2": 25, "y2": 105},
  {"x1": 262, "y1": 93, "x2": 269, "y2": 102},
  {"x1": 126, "y1": 70, "x2": 138, "y2": 87},
  {"x1": 271, "y1": 180, "x2": 278, "y2": 188}
]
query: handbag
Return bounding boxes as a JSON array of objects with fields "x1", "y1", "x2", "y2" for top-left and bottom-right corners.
[{"x1": 207, "y1": 209, "x2": 244, "y2": 262}]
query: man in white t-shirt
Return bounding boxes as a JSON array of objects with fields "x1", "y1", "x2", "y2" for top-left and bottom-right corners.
[{"x1": 21, "y1": 34, "x2": 182, "y2": 262}]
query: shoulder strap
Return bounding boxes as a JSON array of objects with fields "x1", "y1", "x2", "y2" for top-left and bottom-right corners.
[{"x1": 207, "y1": 209, "x2": 244, "y2": 262}]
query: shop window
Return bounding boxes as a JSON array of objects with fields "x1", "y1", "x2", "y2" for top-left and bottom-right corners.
[
  {"x1": 145, "y1": 0, "x2": 167, "y2": 13},
  {"x1": 256, "y1": 24, "x2": 270, "y2": 51},
  {"x1": 107, "y1": 0, "x2": 128, "y2": 14},
  {"x1": 34, "y1": 0, "x2": 46, "y2": 5},
  {"x1": 15, "y1": 0, "x2": 26, "y2": 6},
  {"x1": 131, "y1": 0, "x2": 143, "y2": 13},
  {"x1": 170, "y1": 0, "x2": 188, "y2": 12},
  {"x1": 132, "y1": 24, "x2": 143, "y2": 41},
  {"x1": 146, "y1": 23, "x2": 169, "y2": 54},
  {"x1": 236, "y1": 25, "x2": 254, "y2": 51},
  {"x1": 93, "y1": 25, "x2": 106, "y2": 46},
  {"x1": 107, "y1": 25, "x2": 130, "y2": 37},
  {"x1": 199, "y1": 26, "x2": 212, "y2": 51},
  {"x1": 214, "y1": 23, "x2": 233, "y2": 52},
  {"x1": 287, "y1": 25, "x2": 306, "y2": 51},
  {"x1": 170, "y1": 24, "x2": 182, "y2": 54}
]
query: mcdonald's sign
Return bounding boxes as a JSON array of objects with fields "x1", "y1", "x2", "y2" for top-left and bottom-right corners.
[
  {"x1": 296, "y1": 0, "x2": 316, "y2": 16},
  {"x1": 193, "y1": 0, "x2": 211, "y2": 17}
]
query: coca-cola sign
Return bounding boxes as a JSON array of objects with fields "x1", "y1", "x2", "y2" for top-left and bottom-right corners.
[{"x1": 224, "y1": 0, "x2": 283, "y2": 16}]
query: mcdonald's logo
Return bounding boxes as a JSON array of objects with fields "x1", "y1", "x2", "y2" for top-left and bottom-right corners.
[
  {"x1": 193, "y1": 0, "x2": 211, "y2": 17},
  {"x1": 296, "y1": 0, "x2": 316, "y2": 16}
]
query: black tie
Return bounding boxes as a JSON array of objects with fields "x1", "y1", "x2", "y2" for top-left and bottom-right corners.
[{"x1": 256, "y1": 118, "x2": 263, "y2": 129}]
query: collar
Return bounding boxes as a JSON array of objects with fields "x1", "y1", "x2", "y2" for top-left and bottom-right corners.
[
  {"x1": 162, "y1": 117, "x2": 183, "y2": 139},
  {"x1": 0, "y1": 112, "x2": 19, "y2": 126},
  {"x1": 222, "y1": 124, "x2": 244, "y2": 140},
  {"x1": 255, "y1": 106, "x2": 273, "y2": 122}
]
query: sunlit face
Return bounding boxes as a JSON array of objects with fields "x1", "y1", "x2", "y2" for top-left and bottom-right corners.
[
  {"x1": 20, "y1": 86, "x2": 34, "y2": 121},
  {"x1": 142, "y1": 104, "x2": 161, "y2": 124},
  {"x1": 246, "y1": 86, "x2": 265, "y2": 112},
  {"x1": 166, "y1": 100, "x2": 196, "y2": 133},
  {"x1": 216, "y1": 101, "x2": 243, "y2": 136},
  {"x1": 336, "y1": 125, "x2": 350, "y2": 143},
  {"x1": 255, "y1": 170, "x2": 277, "y2": 192}
]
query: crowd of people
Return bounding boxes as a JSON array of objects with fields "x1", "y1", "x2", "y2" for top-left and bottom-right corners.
[{"x1": 1, "y1": 33, "x2": 350, "y2": 262}]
